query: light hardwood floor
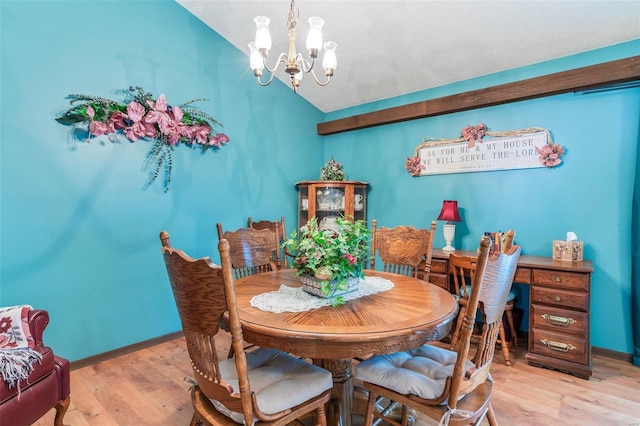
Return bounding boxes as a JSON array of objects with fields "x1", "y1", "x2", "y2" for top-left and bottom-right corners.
[{"x1": 34, "y1": 333, "x2": 640, "y2": 426}]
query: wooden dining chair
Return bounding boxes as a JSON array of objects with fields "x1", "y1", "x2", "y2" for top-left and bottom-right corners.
[
  {"x1": 159, "y1": 231, "x2": 332, "y2": 426},
  {"x1": 369, "y1": 220, "x2": 437, "y2": 280},
  {"x1": 216, "y1": 223, "x2": 278, "y2": 279},
  {"x1": 355, "y1": 236, "x2": 521, "y2": 426},
  {"x1": 216, "y1": 224, "x2": 280, "y2": 357},
  {"x1": 247, "y1": 216, "x2": 289, "y2": 269},
  {"x1": 449, "y1": 230, "x2": 519, "y2": 366}
]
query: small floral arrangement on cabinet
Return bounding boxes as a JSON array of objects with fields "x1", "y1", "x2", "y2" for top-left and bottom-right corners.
[
  {"x1": 56, "y1": 86, "x2": 230, "y2": 192},
  {"x1": 283, "y1": 216, "x2": 370, "y2": 305},
  {"x1": 319, "y1": 157, "x2": 346, "y2": 181}
]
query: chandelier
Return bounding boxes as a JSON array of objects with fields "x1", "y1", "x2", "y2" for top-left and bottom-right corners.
[{"x1": 248, "y1": 0, "x2": 337, "y2": 93}]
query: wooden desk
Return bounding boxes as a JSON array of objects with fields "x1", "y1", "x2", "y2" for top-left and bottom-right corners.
[
  {"x1": 234, "y1": 270, "x2": 458, "y2": 426},
  {"x1": 429, "y1": 248, "x2": 594, "y2": 379}
]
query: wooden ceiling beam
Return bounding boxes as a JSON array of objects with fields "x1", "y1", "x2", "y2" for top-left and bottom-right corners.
[{"x1": 317, "y1": 56, "x2": 640, "y2": 136}]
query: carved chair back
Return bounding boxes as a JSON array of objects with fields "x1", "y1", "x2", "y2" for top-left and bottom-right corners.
[
  {"x1": 247, "y1": 216, "x2": 288, "y2": 269},
  {"x1": 369, "y1": 220, "x2": 436, "y2": 280},
  {"x1": 216, "y1": 224, "x2": 277, "y2": 278}
]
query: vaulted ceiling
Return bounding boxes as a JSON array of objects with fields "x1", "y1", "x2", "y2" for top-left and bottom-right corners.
[{"x1": 177, "y1": 0, "x2": 640, "y2": 113}]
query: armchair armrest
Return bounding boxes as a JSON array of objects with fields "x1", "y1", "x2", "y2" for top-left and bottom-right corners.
[{"x1": 27, "y1": 309, "x2": 49, "y2": 350}]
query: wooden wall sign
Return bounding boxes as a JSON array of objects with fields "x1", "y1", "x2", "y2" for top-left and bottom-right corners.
[{"x1": 405, "y1": 125, "x2": 564, "y2": 177}]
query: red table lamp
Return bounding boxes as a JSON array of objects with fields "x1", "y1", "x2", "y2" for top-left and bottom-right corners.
[{"x1": 437, "y1": 200, "x2": 461, "y2": 251}]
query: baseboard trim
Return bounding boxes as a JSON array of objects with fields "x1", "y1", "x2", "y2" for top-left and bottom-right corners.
[
  {"x1": 70, "y1": 331, "x2": 184, "y2": 370},
  {"x1": 592, "y1": 346, "x2": 634, "y2": 363}
]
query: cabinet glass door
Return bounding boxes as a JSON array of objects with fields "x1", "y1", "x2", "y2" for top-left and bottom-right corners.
[
  {"x1": 353, "y1": 187, "x2": 366, "y2": 222},
  {"x1": 298, "y1": 186, "x2": 309, "y2": 228},
  {"x1": 315, "y1": 186, "x2": 345, "y2": 223},
  {"x1": 296, "y1": 181, "x2": 368, "y2": 230}
]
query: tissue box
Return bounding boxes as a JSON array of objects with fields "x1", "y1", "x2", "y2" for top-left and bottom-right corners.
[{"x1": 552, "y1": 240, "x2": 584, "y2": 261}]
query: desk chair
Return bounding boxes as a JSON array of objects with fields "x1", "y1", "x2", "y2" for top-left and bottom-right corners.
[
  {"x1": 216, "y1": 224, "x2": 278, "y2": 279},
  {"x1": 159, "y1": 231, "x2": 332, "y2": 426},
  {"x1": 369, "y1": 220, "x2": 437, "y2": 280},
  {"x1": 355, "y1": 237, "x2": 521, "y2": 426},
  {"x1": 449, "y1": 230, "x2": 518, "y2": 366},
  {"x1": 247, "y1": 216, "x2": 289, "y2": 269}
]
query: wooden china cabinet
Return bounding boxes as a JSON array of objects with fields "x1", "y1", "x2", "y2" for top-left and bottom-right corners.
[{"x1": 296, "y1": 180, "x2": 368, "y2": 229}]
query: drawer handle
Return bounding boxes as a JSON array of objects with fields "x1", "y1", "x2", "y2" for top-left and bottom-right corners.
[
  {"x1": 541, "y1": 339, "x2": 575, "y2": 352},
  {"x1": 555, "y1": 296, "x2": 561, "y2": 302},
  {"x1": 541, "y1": 314, "x2": 576, "y2": 326},
  {"x1": 555, "y1": 276, "x2": 561, "y2": 282}
]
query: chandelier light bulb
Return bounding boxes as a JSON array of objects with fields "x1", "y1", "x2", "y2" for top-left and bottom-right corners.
[
  {"x1": 248, "y1": 42, "x2": 264, "y2": 74},
  {"x1": 306, "y1": 17, "x2": 324, "y2": 57},
  {"x1": 322, "y1": 41, "x2": 337, "y2": 73},
  {"x1": 253, "y1": 16, "x2": 272, "y2": 54}
]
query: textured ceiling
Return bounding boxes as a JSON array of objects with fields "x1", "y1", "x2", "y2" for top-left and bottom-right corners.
[{"x1": 177, "y1": 0, "x2": 640, "y2": 113}]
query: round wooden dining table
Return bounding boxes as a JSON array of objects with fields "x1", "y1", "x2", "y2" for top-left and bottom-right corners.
[{"x1": 234, "y1": 269, "x2": 458, "y2": 426}]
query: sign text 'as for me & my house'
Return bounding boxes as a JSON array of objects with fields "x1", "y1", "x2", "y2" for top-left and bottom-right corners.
[{"x1": 417, "y1": 132, "x2": 547, "y2": 175}]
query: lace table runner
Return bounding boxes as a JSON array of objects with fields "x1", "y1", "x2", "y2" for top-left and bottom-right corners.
[{"x1": 250, "y1": 276, "x2": 394, "y2": 313}]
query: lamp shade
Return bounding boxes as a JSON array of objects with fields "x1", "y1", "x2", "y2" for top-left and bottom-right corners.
[
  {"x1": 437, "y1": 200, "x2": 461, "y2": 222},
  {"x1": 306, "y1": 17, "x2": 324, "y2": 52},
  {"x1": 322, "y1": 41, "x2": 337, "y2": 70},
  {"x1": 253, "y1": 16, "x2": 272, "y2": 51}
]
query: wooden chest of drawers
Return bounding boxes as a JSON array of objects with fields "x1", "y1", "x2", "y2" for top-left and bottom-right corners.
[
  {"x1": 526, "y1": 267, "x2": 592, "y2": 378},
  {"x1": 431, "y1": 249, "x2": 593, "y2": 379}
]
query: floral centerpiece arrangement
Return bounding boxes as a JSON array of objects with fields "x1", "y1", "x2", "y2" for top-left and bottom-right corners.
[
  {"x1": 56, "y1": 86, "x2": 229, "y2": 192},
  {"x1": 319, "y1": 157, "x2": 346, "y2": 181},
  {"x1": 283, "y1": 216, "x2": 370, "y2": 305}
]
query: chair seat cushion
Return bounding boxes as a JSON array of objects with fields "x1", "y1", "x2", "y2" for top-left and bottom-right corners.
[
  {"x1": 355, "y1": 344, "x2": 474, "y2": 402},
  {"x1": 212, "y1": 347, "x2": 332, "y2": 423}
]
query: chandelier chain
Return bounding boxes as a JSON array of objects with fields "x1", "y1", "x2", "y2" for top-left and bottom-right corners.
[{"x1": 287, "y1": 0, "x2": 299, "y2": 31}]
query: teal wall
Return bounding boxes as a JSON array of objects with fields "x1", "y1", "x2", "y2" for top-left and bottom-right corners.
[
  {"x1": 0, "y1": 0, "x2": 637, "y2": 361},
  {"x1": 324, "y1": 41, "x2": 640, "y2": 355},
  {"x1": 0, "y1": 0, "x2": 323, "y2": 361}
]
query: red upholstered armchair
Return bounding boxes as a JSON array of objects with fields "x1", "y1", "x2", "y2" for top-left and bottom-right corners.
[{"x1": 0, "y1": 309, "x2": 71, "y2": 426}]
